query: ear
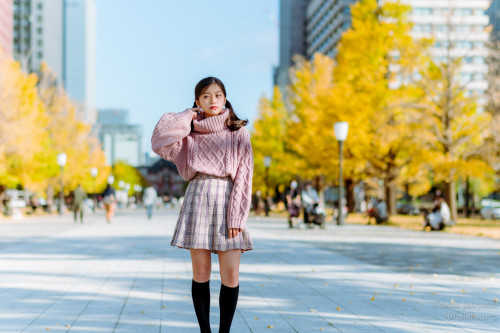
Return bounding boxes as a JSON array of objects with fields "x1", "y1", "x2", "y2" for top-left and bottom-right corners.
[{"x1": 195, "y1": 100, "x2": 200, "y2": 108}]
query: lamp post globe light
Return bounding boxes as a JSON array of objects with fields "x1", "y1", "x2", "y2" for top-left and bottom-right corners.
[
  {"x1": 264, "y1": 156, "x2": 271, "y2": 217},
  {"x1": 334, "y1": 122, "x2": 349, "y2": 226},
  {"x1": 107, "y1": 175, "x2": 115, "y2": 185},
  {"x1": 90, "y1": 167, "x2": 98, "y2": 213},
  {"x1": 57, "y1": 153, "x2": 67, "y2": 215}
]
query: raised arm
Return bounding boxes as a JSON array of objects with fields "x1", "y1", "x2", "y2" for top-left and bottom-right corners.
[
  {"x1": 151, "y1": 109, "x2": 195, "y2": 161},
  {"x1": 227, "y1": 127, "x2": 254, "y2": 230}
]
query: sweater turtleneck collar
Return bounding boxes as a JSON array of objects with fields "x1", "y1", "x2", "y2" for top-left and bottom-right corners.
[{"x1": 193, "y1": 108, "x2": 229, "y2": 133}]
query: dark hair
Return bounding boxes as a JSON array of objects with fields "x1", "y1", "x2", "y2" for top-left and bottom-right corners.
[{"x1": 192, "y1": 77, "x2": 248, "y2": 131}]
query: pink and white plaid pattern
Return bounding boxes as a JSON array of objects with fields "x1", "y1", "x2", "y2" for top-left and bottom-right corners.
[{"x1": 170, "y1": 173, "x2": 253, "y2": 254}]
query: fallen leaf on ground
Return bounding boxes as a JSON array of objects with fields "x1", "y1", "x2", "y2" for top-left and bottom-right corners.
[
  {"x1": 337, "y1": 306, "x2": 341, "y2": 311},
  {"x1": 267, "y1": 325, "x2": 274, "y2": 329},
  {"x1": 371, "y1": 297, "x2": 375, "y2": 301},
  {"x1": 254, "y1": 317, "x2": 259, "y2": 320},
  {"x1": 310, "y1": 308, "x2": 317, "y2": 312}
]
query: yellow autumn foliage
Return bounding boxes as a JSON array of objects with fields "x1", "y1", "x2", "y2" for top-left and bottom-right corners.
[{"x1": 0, "y1": 53, "x2": 109, "y2": 198}]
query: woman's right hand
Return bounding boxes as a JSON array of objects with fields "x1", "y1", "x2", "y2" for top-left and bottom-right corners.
[{"x1": 190, "y1": 107, "x2": 203, "y2": 119}]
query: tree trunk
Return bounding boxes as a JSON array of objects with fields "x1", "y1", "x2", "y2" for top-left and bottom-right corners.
[
  {"x1": 313, "y1": 174, "x2": 326, "y2": 207},
  {"x1": 444, "y1": 181, "x2": 458, "y2": 221},
  {"x1": 384, "y1": 180, "x2": 397, "y2": 216},
  {"x1": 345, "y1": 179, "x2": 355, "y2": 213},
  {"x1": 464, "y1": 177, "x2": 470, "y2": 218},
  {"x1": 46, "y1": 184, "x2": 54, "y2": 213},
  {"x1": 471, "y1": 193, "x2": 476, "y2": 217}
]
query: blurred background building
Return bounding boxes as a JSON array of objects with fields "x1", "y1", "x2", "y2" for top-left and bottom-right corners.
[
  {"x1": 488, "y1": 0, "x2": 500, "y2": 40},
  {"x1": 404, "y1": 0, "x2": 490, "y2": 108},
  {"x1": 96, "y1": 109, "x2": 143, "y2": 167},
  {"x1": 138, "y1": 160, "x2": 186, "y2": 198},
  {"x1": 306, "y1": 0, "x2": 357, "y2": 59},
  {"x1": 273, "y1": 0, "x2": 309, "y2": 92},
  {"x1": 0, "y1": 0, "x2": 13, "y2": 56},
  {"x1": 275, "y1": 0, "x2": 492, "y2": 108},
  {"x1": 12, "y1": 0, "x2": 96, "y2": 124}
]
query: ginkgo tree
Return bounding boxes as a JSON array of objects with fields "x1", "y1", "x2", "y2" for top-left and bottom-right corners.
[
  {"x1": 0, "y1": 54, "x2": 48, "y2": 190},
  {"x1": 413, "y1": 55, "x2": 492, "y2": 221},
  {"x1": 283, "y1": 0, "x2": 431, "y2": 215},
  {"x1": 251, "y1": 87, "x2": 301, "y2": 195},
  {"x1": 35, "y1": 63, "x2": 110, "y2": 199},
  {"x1": 0, "y1": 54, "x2": 110, "y2": 210}
]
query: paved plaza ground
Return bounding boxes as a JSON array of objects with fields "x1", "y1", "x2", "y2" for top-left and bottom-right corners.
[{"x1": 0, "y1": 208, "x2": 499, "y2": 332}]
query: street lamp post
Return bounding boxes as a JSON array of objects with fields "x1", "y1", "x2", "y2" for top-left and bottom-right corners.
[
  {"x1": 264, "y1": 156, "x2": 272, "y2": 217},
  {"x1": 125, "y1": 183, "x2": 131, "y2": 208},
  {"x1": 90, "y1": 167, "x2": 98, "y2": 213},
  {"x1": 57, "y1": 153, "x2": 67, "y2": 215},
  {"x1": 134, "y1": 184, "x2": 142, "y2": 207},
  {"x1": 334, "y1": 122, "x2": 349, "y2": 226}
]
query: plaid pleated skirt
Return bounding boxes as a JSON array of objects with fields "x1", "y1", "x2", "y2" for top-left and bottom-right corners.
[{"x1": 170, "y1": 173, "x2": 253, "y2": 254}]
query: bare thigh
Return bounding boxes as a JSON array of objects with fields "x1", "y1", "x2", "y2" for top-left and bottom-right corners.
[
  {"x1": 190, "y1": 249, "x2": 212, "y2": 282},
  {"x1": 218, "y1": 250, "x2": 241, "y2": 287}
]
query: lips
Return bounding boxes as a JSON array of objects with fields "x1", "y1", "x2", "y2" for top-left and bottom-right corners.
[{"x1": 210, "y1": 106, "x2": 218, "y2": 110}]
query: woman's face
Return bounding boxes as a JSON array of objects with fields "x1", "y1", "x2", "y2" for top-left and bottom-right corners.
[{"x1": 196, "y1": 83, "x2": 226, "y2": 118}]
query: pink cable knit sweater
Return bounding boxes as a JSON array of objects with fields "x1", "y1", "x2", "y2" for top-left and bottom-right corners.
[{"x1": 151, "y1": 108, "x2": 254, "y2": 230}]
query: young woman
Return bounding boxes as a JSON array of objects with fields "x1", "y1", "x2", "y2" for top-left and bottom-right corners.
[{"x1": 151, "y1": 77, "x2": 254, "y2": 333}]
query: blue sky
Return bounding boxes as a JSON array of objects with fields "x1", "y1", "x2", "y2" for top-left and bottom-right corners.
[{"x1": 95, "y1": 0, "x2": 279, "y2": 155}]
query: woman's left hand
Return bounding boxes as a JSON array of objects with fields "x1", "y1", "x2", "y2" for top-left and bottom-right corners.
[{"x1": 228, "y1": 228, "x2": 242, "y2": 239}]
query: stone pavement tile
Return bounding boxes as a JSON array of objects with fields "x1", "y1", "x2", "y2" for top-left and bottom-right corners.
[
  {"x1": 1, "y1": 211, "x2": 500, "y2": 332},
  {"x1": 245, "y1": 221, "x2": 500, "y2": 332}
]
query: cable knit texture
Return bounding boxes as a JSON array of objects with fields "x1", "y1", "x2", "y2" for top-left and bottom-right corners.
[{"x1": 151, "y1": 108, "x2": 254, "y2": 230}]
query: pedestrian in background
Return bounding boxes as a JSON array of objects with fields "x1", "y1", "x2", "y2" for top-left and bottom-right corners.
[
  {"x1": 423, "y1": 194, "x2": 451, "y2": 231},
  {"x1": 102, "y1": 184, "x2": 116, "y2": 224},
  {"x1": 301, "y1": 181, "x2": 319, "y2": 225},
  {"x1": 143, "y1": 185, "x2": 158, "y2": 220},
  {"x1": 152, "y1": 77, "x2": 254, "y2": 333},
  {"x1": 72, "y1": 184, "x2": 87, "y2": 224},
  {"x1": 285, "y1": 180, "x2": 301, "y2": 228}
]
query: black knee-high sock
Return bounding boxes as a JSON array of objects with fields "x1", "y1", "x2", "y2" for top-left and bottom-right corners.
[
  {"x1": 219, "y1": 284, "x2": 239, "y2": 333},
  {"x1": 192, "y1": 280, "x2": 211, "y2": 333}
]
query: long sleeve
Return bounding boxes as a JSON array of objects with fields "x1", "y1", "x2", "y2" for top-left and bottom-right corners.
[
  {"x1": 151, "y1": 109, "x2": 194, "y2": 162},
  {"x1": 227, "y1": 127, "x2": 254, "y2": 230}
]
